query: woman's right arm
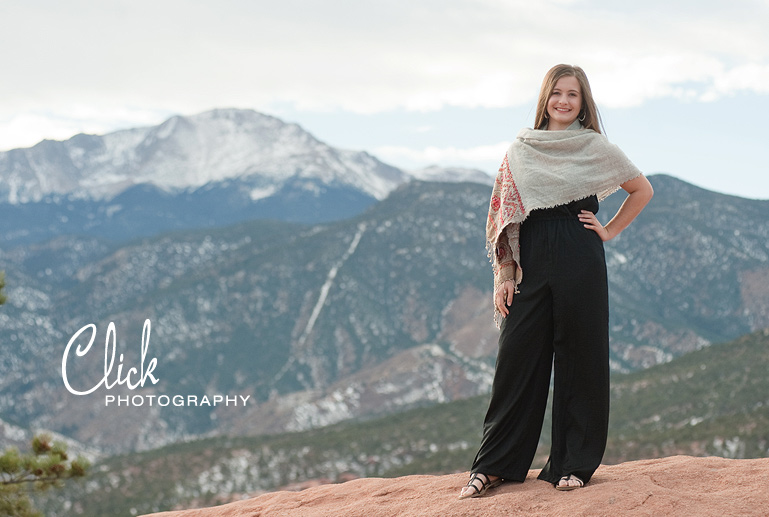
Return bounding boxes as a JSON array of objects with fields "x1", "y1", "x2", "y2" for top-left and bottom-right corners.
[{"x1": 493, "y1": 229, "x2": 517, "y2": 317}]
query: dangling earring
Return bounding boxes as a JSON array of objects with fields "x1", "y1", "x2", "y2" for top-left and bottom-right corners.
[
  {"x1": 578, "y1": 112, "x2": 586, "y2": 122},
  {"x1": 544, "y1": 111, "x2": 549, "y2": 119}
]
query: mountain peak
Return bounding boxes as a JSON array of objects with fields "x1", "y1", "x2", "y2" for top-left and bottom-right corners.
[{"x1": 0, "y1": 108, "x2": 406, "y2": 203}]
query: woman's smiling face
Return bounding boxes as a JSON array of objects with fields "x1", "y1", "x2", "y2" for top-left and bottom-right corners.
[{"x1": 546, "y1": 75, "x2": 582, "y2": 130}]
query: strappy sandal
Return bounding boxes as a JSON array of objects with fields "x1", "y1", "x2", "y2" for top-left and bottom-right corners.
[
  {"x1": 555, "y1": 474, "x2": 584, "y2": 491},
  {"x1": 458, "y1": 472, "x2": 504, "y2": 499}
]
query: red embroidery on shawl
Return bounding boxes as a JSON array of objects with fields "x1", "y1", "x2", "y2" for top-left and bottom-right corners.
[{"x1": 494, "y1": 155, "x2": 524, "y2": 231}]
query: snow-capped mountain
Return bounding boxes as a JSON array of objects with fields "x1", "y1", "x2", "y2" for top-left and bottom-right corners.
[
  {"x1": 0, "y1": 109, "x2": 503, "y2": 246},
  {"x1": 0, "y1": 108, "x2": 408, "y2": 204}
]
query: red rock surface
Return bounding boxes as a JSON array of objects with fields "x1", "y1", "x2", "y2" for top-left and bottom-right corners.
[{"x1": 143, "y1": 455, "x2": 769, "y2": 517}]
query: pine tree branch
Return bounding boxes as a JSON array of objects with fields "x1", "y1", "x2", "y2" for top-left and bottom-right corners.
[{"x1": 1, "y1": 475, "x2": 67, "y2": 486}]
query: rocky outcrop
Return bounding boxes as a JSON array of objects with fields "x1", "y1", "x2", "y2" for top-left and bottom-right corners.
[{"x1": 143, "y1": 455, "x2": 769, "y2": 516}]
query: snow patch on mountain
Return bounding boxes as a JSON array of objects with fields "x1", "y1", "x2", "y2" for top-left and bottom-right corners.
[{"x1": 249, "y1": 186, "x2": 279, "y2": 201}]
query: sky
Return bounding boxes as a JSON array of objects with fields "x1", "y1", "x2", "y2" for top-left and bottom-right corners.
[{"x1": 1, "y1": 0, "x2": 768, "y2": 199}]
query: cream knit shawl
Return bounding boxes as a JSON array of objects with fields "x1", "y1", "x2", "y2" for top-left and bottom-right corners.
[{"x1": 486, "y1": 122, "x2": 642, "y2": 313}]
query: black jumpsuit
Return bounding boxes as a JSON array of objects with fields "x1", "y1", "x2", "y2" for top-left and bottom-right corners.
[{"x1": 471, "y1": 195, "x2": 609, "y2": 485}]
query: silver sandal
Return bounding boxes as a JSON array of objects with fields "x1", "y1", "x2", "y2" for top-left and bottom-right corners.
[
  {"x1": 555, "y1": 473, "x2": 584, "y2": 491},
  {"x1": 459, "y1": 472, "x2": 504, "y2": 499}
]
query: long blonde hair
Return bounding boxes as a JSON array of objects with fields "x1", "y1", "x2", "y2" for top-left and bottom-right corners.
[{"x1": 534, "y1": 64, "x2": 603, "y2": 134}]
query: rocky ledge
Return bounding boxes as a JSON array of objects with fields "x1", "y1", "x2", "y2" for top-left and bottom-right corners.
[{"x1": 143, "y1": 455, "x2": 769, "y2": 516}]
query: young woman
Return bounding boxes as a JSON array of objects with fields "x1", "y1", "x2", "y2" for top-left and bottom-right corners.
[{"x1": 459, "y1": 64, "x2": 653, "y2": 498}]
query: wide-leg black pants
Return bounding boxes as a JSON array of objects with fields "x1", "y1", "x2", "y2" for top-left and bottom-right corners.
[{"x1": 471, "y1": 196, "x2": 610, "y2": 485}]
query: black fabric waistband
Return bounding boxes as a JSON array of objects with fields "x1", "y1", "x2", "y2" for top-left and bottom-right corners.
[
  {"x1": 526, "y1": 207, "x2": 580, "y2": 221},
  {"x1": 525, "y1": 195, "x2": 599, "y2": 222}
]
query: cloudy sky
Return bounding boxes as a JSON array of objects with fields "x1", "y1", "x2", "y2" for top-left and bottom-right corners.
[{"x1": 1, "y1": 0, "x2": 768, "y2": 198}]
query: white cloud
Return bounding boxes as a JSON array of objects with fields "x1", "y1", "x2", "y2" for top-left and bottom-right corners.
[
  {"x1": 0, "y1": 106, "x2": 172, "y2": 150},
  {"x1": 0, "y1": 114, "x2": 81, "y2": 150},
  {"x1": 0, "y1": 0, "x2": 767, "y2": 149},
  {"x1": 707, "y1": 62, "x2": 769, "y2": 98},
  {"x1": 374, "y1": 142, "x2": 509, "y2": 171}
]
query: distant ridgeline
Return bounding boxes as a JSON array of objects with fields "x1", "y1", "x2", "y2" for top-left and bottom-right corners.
[{"x1": 1, "y1": 172, "x2": 768, "y2": 460}]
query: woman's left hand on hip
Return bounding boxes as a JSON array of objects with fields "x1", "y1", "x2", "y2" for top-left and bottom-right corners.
[{"x1": 578, "y1": 210, "x2": 610, "y2": 241}]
